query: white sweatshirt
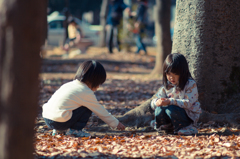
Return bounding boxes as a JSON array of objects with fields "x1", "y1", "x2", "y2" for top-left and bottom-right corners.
[{"x1": 42, "y1": 80, "x2": 119, "y2": 128}]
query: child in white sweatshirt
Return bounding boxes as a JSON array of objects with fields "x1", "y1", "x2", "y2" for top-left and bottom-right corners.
[{"x1": 42, "y1": 60, "x2": 125, "y2": 137}]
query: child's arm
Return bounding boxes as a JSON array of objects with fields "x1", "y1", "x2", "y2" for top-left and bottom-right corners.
[
  {"x1": 81, "y1": 93, "x2": 125, "y2": 130},
  {"x1": 117, "y1": 122, "x2": 125, "y2": 130},
  {"x1": 168, "y1": 80, "x2": 201, "y2": 112},
  {"x1": 151, "y1": 87, "x2": 167, "y2": 110}
]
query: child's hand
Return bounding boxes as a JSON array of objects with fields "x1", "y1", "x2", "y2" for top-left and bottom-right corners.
[
  {"x1": 156, "y1": 98, "x2": 170, "y2": 106},
  {"x1": 117, "y1": 122, "x2": 125, "y2": 130}
]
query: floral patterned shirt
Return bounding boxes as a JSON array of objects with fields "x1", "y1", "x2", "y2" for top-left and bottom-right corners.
[{"x1": 151, "y1": 79, "x2": 202, "y2": 125}]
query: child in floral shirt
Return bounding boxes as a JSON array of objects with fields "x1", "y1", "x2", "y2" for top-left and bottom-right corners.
[{"x1": 151, "y1": 53, "x2": 201, "y2": 135}]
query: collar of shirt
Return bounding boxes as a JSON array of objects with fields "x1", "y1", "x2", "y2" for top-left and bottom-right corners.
[{"x1": 167, "y1": 81, "x2": 176, "y2": 89}]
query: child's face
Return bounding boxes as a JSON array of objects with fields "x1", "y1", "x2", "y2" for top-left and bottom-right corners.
[{"x1": 166, "y1": 72, "x2": 180, "y2": 85}]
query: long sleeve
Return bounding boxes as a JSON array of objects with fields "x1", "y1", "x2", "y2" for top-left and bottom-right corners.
[
  {"x1": 151, "y1": 87, "x2": 167, "y2": 110},
  {"x1": 79, "y1": 93, "x2": 119, "y2": 128},
  {"x1": 168, "y1": 81, "x2": 200, "y2": 113}
]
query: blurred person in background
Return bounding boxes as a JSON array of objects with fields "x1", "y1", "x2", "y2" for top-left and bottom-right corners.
[
  {"x1": 132, "y1": 0, "x2": 147, "y2": 54},
  {"x1": 62, "y1": 18, "x2": 84, "y2": 57},
  {"x1": 106, "y1": 0, "x2": 130, "y2": 53}
]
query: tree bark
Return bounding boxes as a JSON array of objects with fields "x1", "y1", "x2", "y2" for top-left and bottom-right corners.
[
  {"x1": 99, "y1": 0, "x2": 109, "y2": 47},
  {"x1": 172, "y1": 0, "x2": 240, "y2": 114},
  {"x1": 0, "y1": 0, "x2": 47, "y2": 158},
  {"x1": 151, "y1": 0, "x2": 172, "y2": 76},
  {"x1": 118, "y1": 98, "x2": 154, "y2": 127}
]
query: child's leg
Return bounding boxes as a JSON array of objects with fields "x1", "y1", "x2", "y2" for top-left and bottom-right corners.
[
  {"x1": 43, "y1": 118, "x2": 68, "y2": 130},
  {"x1": 43, "y1": 106, "x2": 92, "y2": 131},
  {"x1": 165, "y1": 105, "x2": 192, "y2": 132},
  {"x1": 68, "y1": 106, "x2": 92, "y2": 130},
  {"x1": 155, "y1": 106, "x2": 172, "y2": 128}
]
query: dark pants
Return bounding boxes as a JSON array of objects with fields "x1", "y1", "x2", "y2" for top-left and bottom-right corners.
[
  {"x1": 44, "y1": 106, "x2": 92, "y2": 131},
  {"x1": 106, "y1": 25, "x2": 120, "y2": 53},
  {"x1": 134, "y1": 33, "x2": 146, "y2": 53},
  {"x1": 155, "y1": 105, "x2": 193, "y2": 132}
]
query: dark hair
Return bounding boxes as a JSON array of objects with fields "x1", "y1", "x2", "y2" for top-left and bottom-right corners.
[
  {"x1": 74, "y1": 60, "x2": 106, "y2": 88},
  {"x1": 163, "y1": 53, "x2": 192, "y2": 91}
]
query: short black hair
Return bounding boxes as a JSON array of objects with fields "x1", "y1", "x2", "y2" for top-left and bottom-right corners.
[
  {"x1": 74, "y1": 60, "x2": 106, "y2": 88},
  {"x1": 163, "y1": 53, "x2": 192, "y2": 91}
]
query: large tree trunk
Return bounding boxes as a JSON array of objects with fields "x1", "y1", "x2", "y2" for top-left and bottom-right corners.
[
  {"x1": 119, "y1": 0, "x2": 240, "y2": 127},
  {"x1": 172, "y1": 0, "x2": 240, "y2": 114},
  {"x1": 99, "y1": 0, "x2": 109, "y2": 47},
  {"x1": 0, "y1": 0, "x2": 47, "y2": 158},
  {"x1": 151, "y1": 0, "x2": 172, "y2": 76}
]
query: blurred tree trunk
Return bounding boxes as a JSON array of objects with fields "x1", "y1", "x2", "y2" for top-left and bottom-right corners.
[
  {"x1": 151, "y1": 0, "x2": 172, "y2": 76},
  {"x1": 172, "y1": 0, "x2": 240, "y2": 114},
  {"x1": 121, "y1": 0, "x2": 132, "y2": 52},
  {"x1": 63, "y1": 0, "x2": 69, "y2": 45},
  {"x1": 99, "y1": 0, "x2": 109, "y2": 47},
  {"x1": 119, "y1": 0, "x2": 240, "y2": 127},
  {"x1": 0, "y1": 0, "x2": 47, "y2": 158}
]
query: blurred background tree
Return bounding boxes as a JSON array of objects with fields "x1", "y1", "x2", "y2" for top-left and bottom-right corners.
[
  {"x1": 0, "y1": 0, "x2": 47, "y2": 158},
  {"x1": 151, "y1": 0, "x2": 172, "y2": 76},
  {"x1": 99, "y1": 0, "x2": 109, "y2": 47}
]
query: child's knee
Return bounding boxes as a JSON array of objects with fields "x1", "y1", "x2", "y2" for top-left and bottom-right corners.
[
  {"x1": 167, "y1": 105, "x2": 179, "y2": 110},
  {"x1": 154, "y1": 106, "x2": 162, "y2": 116},
  {"x1": 83, "y1": 107, "x2": 92, "y2": 117},
  {"x1": 165, "y1": 105, "x2": 179, "y2": 117}
]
